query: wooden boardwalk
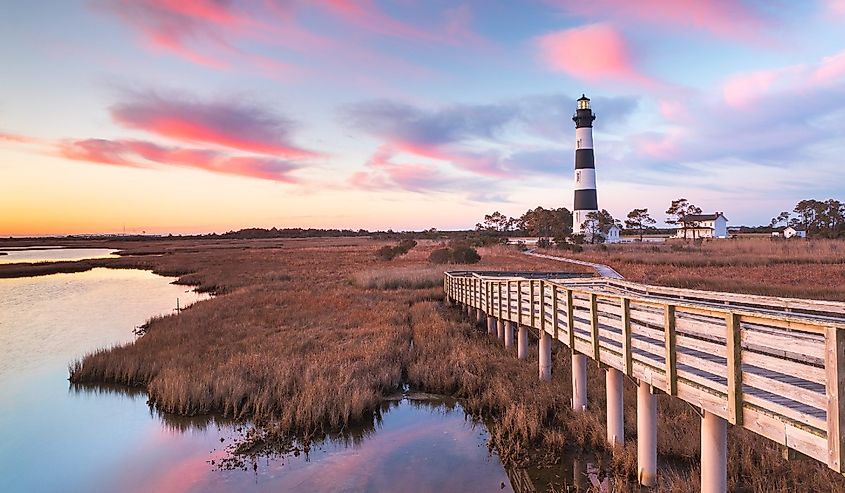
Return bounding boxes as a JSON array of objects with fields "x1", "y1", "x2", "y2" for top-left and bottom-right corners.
[{"x1": 444, "y1": 271, "x2": 845, "y2": 476}]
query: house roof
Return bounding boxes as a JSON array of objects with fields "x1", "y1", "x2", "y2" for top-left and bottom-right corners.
[
  {"x1": 680, "y1": 212, "x2": 727, "y2": 222},
  {"x1": 786, "y1": 226, "x2": 806, "y2": 232}
]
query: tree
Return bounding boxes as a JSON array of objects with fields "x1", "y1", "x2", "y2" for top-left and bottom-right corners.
[
  {"x1": 770, "y1": 211, "x2": 790, "y2": 229},
  {"x1": 666, "y1": 198, "x2": 702, "y2": 240},
  {"x1": 476, "y1": 211, "x2": 514, "y2": 232},
  {"x1": 517, "y1": 207, "x2": 572, "y2": 242},
  {"x1": 794, "y1": 198, "x2": 845, "y2": 237},
  {"x1": 581, "y1": 209, "x2": 620, "y2": 244},
  {"x1": 625, "y1": 208, "x2": 656, "y2": 241}
]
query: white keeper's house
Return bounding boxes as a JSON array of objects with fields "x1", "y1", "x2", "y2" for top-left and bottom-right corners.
[
  {"x1": 673, "y1": 212, "x2": 729, "y2": 239},
  {"x1": 783, "y1": 226, "x2": 807, "y2": 239}
]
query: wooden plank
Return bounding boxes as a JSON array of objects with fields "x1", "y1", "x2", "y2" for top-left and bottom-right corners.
[
  {"x1": 675, "y1": 380, "x2": 728, "y2": 420},
  {"x1": 742, "y1": 328, "x2": 823, "y2": 362},
  {"x1": 742, "y1": 407, "x2": 828, "y2": 465},
  {"x1": 676, "y1": 333, "x2": 727, "y2": 358},
  {"x1": 665, "y1": 304, "x2": 678, "y2": 396},
  {"x1": 621, "y1": 297, "x2": 633, "y2": 376},
  {"x1": 630, "y1": 305, "x2": 665, "y2": 327},
  {"x1": 629, "y1": 319, "x2": 666, "y2": 344},
  {"x1": 742, "y1": 351, "x2": 826, "y2": 386},
  {"x1": 742, "y1": 371, "x2": 827, "y2": 410},
  {"x1": 630, "y1": 337, "x2": 666, "y2": 361},
  {"x1": 826, "y1": 327, "x2": 845, "y2": 472},
  {"x1": 676, "y1": 351, "x2": 727, "y2": 380},
  {"x1": 677, "y1": 366, "x2": 728, "y2": 395},
  {"x1": 742, "y1": 314, "x2": 826, "y2": 334},
  {"x1": 743, "y1": 393, "x2": 827, "y2": 432},
  {"x1": 567, "y1": 289, "x2": 575, "y2": 350},
  {"x1": 727, "y1": 312, "x2": 744, "y2": 425},
  {"x1": 573, "y1": 338, "x2": 593, "y2": 357},
  {"x1": 590, "y1": 292, "x2": 600, "y2": 361}
]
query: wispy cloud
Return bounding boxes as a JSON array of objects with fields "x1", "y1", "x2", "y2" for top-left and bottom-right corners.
[
  {"x1": 110, "y1": 91, "x2": 318, "y2": 158},
  {"x1": 543, "y1": 0, "x2": 773, "y2": 43},
  {"x1": 342, "y1": 94, "x2": 639, "y2": 192},
  {"x1": 59, "y1": 138, "x2": 301, "y2": 182}
]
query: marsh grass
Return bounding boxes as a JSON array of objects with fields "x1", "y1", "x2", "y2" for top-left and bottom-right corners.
[
  {"x1": 539, "y1": 238, "x2": 845, "y2": 301},
  {"x1": 352, "y1": 266, "x2": 445, "y2": 290},
  {"x1": 37, "y1": 236, "x2": 845, "y2": 490}
]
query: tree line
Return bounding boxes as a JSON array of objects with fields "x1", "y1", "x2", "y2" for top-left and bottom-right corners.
[{"x1": 770, "y1": 199, "x2": 845, "y2": 238}]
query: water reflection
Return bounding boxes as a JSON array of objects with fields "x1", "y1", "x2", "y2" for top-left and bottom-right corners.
[
  {"x1": 0, "y1": 267, "x2": 618, "y2": 493},
  {"x1": 0, "y1": 247, "x2": 117, "y2": 264}
]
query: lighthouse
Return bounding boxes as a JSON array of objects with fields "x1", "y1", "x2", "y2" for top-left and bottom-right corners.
[{"x1": 572, "y1": 94, "x2": 598, "y2": 234}]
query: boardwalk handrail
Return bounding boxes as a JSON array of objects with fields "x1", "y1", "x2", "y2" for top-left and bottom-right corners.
[{"x1": 444, "y1": 271, "x2": 845, "y2": 475}]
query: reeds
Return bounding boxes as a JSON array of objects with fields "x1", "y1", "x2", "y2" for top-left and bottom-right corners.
[{"x1": 54, "y1": 236, "x2": 845, "y2": 489}]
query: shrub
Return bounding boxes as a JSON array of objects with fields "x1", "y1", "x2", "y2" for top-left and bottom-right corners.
[
  {"x1": 428, "y1": 248, "x2": 453, "y2": 264},
  {"x1": 427, "y1": 246, "x2": 481, "y2": 264},
  {"x1": 450, "y1": 246, "x2": 481, "y2": 264},
  {"x1": 376, "y1": 245, "x2": 400, "y2": 260},
  {"x1": 375, "y1": 239, "x2": 417, "y2": 261},
  {"x1": 536, "y1": 238, "x2": 552, "y2": 248}
]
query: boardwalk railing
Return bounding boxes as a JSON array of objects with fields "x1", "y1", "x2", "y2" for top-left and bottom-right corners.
[{"x1": 444, "y1": 271, "x2": 845, "y2": 488}]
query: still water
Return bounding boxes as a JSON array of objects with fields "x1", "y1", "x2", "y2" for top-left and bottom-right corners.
[
  {"x1": 0, "y1": 248, "x2": 118, "y2": 264},
  {"x1": 0, "y1": 267, "x2": 556, "y2": 493}
]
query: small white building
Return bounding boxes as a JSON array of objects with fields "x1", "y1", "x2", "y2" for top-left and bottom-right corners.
[
  {"x1": 673, "y1": 212, "x2": 728, "y2": 239},
  {"x1": 604, "y1": 224, "x2": 621, "y2": 244},
  {"x1": 783, "y1": 226, "x2": 807, "y2": 239}
]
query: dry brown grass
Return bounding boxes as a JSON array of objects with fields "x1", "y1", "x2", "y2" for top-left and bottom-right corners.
[
  {"x1": 540, "y1": 238, "x2": 845, "y2": 301},
  {"x1": 8, "y1": 235, "x2": 837, "y2": 490}
]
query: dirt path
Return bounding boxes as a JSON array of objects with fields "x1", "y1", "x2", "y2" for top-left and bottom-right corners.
[{"x1": 524, "y1": 250, "x2": 624, "y2": 279}]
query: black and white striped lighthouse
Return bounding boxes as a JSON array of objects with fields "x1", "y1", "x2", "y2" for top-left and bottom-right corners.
[{"x1": 572, "y1": 94, "x2": 598, "y2": 234}]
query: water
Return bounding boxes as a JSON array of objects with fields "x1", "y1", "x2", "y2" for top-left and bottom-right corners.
[
  {"x1": 0, "y1": 267, "x2": 539, "y2": 493},
  {"x1": 0, "y1": 247, "x2": 117, "y2": 264}
]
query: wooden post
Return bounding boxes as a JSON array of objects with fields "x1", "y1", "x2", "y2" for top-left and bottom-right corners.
[
  {"x1": 826, "y1": 327, "x2": 845, "y2": 472},
  {"x1": 506, "y1": 280, "x2": 512, "y2": 321},
  {"x1": 539, "y1": 281, "x2": 545, "y2": 335},
  {"x1": 516, "y1": 280, "x2": 522, "y2": 325},
  {"x1": 552, "y1": 284, "x2": 559, "y2": 342},
  {"x1": 590, "y1": 292, "x2": 600, "y2": 361},
  {"x1": 622, "y1": 298, "x2": 632, "y2": 376},
  {"x1": 498, "y1": 282, "x2": 504, "y2": 319},
  {"x1": 726, "y1": 312, "x2": 743, "y2": 426},
  {"x1": 664, "y1": 304, "x2": 678, "y2": 396},
  {"x1": 567, "y1": 290, "x2": 575, "y2": 350},
  {"x1": 530, "y1": 280, "x2": 537, "y2": 328}
]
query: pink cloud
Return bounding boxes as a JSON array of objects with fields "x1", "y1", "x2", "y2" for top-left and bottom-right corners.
[
  {"x1": 0, "y1": 132, "x2": 42, "y2": 145},
  {"x1": 349, "y1": 144, "x2": 491, "y2": 193},
  {"x1": 58, "y1": 138, "x2": 301, "y2": 182},
  {"x1": 545, "y1": 0, "x2": 771, "y2": 43},
  {"x1": 535, "y1": 24, "x2": 655, "y2": 87},
  {"x1": 722, "y1": 49, "x2": 845, "y2": 107},
  {"x1": 828, "y1": 0, "x2": 845, "y2": 15},
  {"x1": 110, "y1": 92, "x2": 318, "y2": 159}
]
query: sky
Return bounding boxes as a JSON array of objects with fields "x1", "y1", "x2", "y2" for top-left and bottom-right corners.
[{"x1": 2, "y1": 0, "x2": 845, "y2": 235}]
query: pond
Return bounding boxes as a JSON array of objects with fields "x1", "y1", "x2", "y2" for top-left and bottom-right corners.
[
  {"x1": 0, "y1": 247, "x2": 118, "y2": 264},
  {"x1": 0, "y1": 266, "x2": 606, "y2": 492}
]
